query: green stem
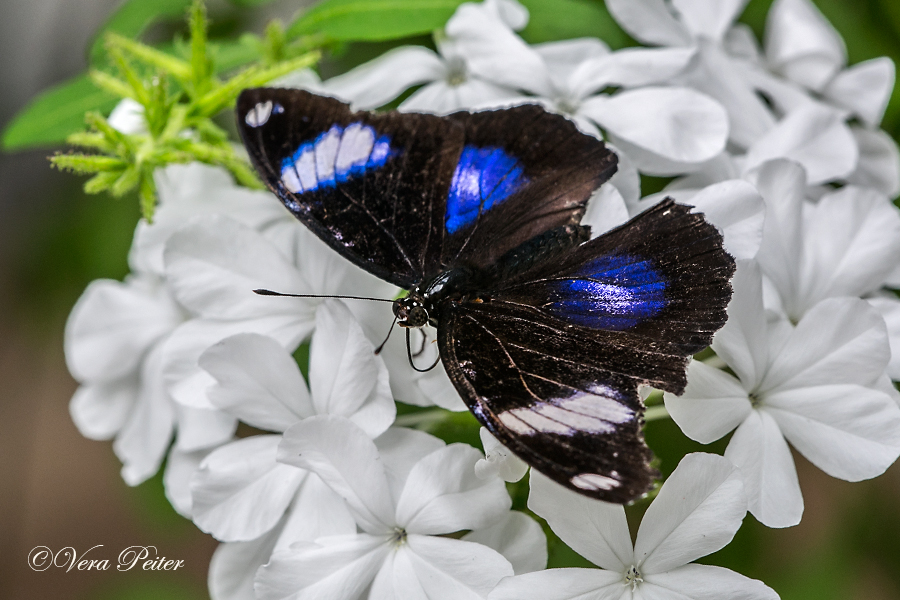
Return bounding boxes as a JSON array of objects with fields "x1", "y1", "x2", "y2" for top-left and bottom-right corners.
[
  {"x1": 394, "y1": 408, "x2": 449, "y2": 430},
  {"x1": 644, "y1": 404, "x2": 670, "y2": 422}
]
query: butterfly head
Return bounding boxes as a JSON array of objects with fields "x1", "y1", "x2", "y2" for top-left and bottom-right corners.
[{"x1": 393, "y1": 295, "x2": 430, "y2": 328}]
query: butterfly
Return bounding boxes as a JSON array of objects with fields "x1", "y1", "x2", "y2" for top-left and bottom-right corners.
[{"x1": 236, "y1": 88, "x2": 735, "y2": 503}]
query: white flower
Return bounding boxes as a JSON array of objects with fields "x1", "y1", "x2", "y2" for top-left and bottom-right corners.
[
  {"x1": 107, "y1": 98, "x2": 148, "y2": 135},
  {"x1": 666, "y1": 260, "x2": 900, "y2": 527},
  {"x1": 320, "y1": 0, "x2": 529, "y2": 114},
  {"x1": 256, "y1": 416, "x2": 531, "y2": 599},
  {"x1": 746, "y1": 160, "x2": 900, "y2": 320},
  {"x1": 158, "y1": 214, "x2": 397, "y2": 409},
  {"x1": 491, "y1": 453, "x2": 778, "y2": 600},
  {"x1": 66, "y1": 270, "x2": 235, "y2": 486},
  {"x1": 475, "y1": 428, "x2": 528, "y2": 482},
  {"x1": 189, "y1": 300, "x2": 395, "y2": 542}
]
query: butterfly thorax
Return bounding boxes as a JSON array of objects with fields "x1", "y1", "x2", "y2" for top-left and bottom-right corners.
[{"x1": 393, "y1": 267, "x2": 481, "y2": 328}]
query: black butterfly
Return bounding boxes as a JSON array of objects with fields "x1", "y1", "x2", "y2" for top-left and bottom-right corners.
[{"x1": 236, "y1": 88, "x2": 735, "y2": 503}]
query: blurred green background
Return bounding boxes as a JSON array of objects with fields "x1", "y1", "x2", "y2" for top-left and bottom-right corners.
[{"x1": 1, "y1": 0, "x2": 899, "y2": 598}]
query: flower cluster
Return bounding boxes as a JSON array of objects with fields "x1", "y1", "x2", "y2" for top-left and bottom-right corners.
[{"x1": 63, "y1": 0, "x2": 900, "y2": 598}]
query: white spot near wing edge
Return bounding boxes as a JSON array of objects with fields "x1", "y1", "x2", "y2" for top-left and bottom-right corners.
[
  {"x1": 571, "y1": 473, "x2": 621, "y2": 491},
  {"x1": 245, "y1": 101, "x2": 273, "y2": 127}
]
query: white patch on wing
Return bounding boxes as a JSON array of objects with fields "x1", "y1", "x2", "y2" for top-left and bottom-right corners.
[
  {"x1": 245, "y1": 101, "x2": 273, "y2": 127},
  {"x1": 498, "y1": 412, "x2": 533, "y2": 435},
  {"x1": 571, "y1": 473, "x2": 621, "y2": 491},
  {"x1": 497, "y1": 386, "x2": 635, "y2": 437},
  {"x1": 282, "y1": 165, "x2": 302, "y2": 193},
  {"x1": 295, "y1": 148, "x2": 317, "y2": 191},
  {"x1": 335, "y1": 123, "x2": 375, "y2": 176},
  {"x1": 315, "y1": 126, "x2": 341, "y2": 185}
]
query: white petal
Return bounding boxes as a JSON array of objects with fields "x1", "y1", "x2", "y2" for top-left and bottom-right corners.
[
  {"x1": 687, "y1": 180, "x2": 765, "y2": 260},
  {"x1": 765, "y1": 385, "x2": 900, "y2": 481},
  {"x1": 765, "y1": 0, "x2": 846, "y2": 91},
  {"x1": 798, "y1": 186, "x2": 900, "y2": 309},
  {"x1": 322, "y1": 46, "x2": 446, "y2": 110},
  {"x1": 200, "y1": 333, "x2": 312, "y2": 432},
  {"x1": 569, "y1": 47, "x2": 696, "y2": 97},
  {"x1": 277, "y1": 472, "x2": 358, "y2": 547},
  {"x1": 582, "y1": 185, "x2": 631, "y2": 240},
  {"x1": 277, "y1": 416, "x2": 395, "y2": 533},
  {"x1": 643, "y1": 564, "x2": 778, "y2": 600},
  {"x1": 255, "y1": 534, "x2": 390, "y2": 600},
  {"x1": 746, "y1": 160, "x2": 806, "y2": 311},
  {"x1": 69, "y1": 379, "x2": 137, "y2": 440},
  {"x1": 485, "y1": 0, "x2": 530, "y2": 30},
  {"x1": 396, "y1": 444, "x2": 511, "y2": 534},
  {"x1": 446, "y1": 3, "x2": 554, "y2": 97},
  {"x1": 744, "y1": 104, "x2": 857, "y2": 185},
  {"x1": 191, "y1": 435, "x2": 305, "y2": 542},
  {"x1": 474, "y1": 428, "x2": 529, "y2": 483},
  {"x1": 712, "y1": 260, "x2": 770, "y2": 389},
  {"x1": 845, "y1": 127, "x2": 900, "y2": 198},
  {"x1": 310, "y1": 300, "x2": 395, "y2": 437},
  {"x1": 582, "y1": 88, "x2": 728, "y2": 163},
  {"x1": 763, "y1": 297, "x2": 890, "y2": 392},
  {"x1": 686, "y1": 44, "x2": 776, "y2": 149},
  {"x1": 399, "y1": 79, "x2": 520, "y2": 115},
  {"x1": 161, "y1": 316, "x2": 312, "y2": 410},
  {"x1": 108, "y1": 97, "x2": 147, "y2": 134},
  {"x1": 605, "y1": 0, "x2": 692, "y2": 47},
  {"x1": 725, "y1": 410, "x2": 802, "y2": 528},
  {"x1": 489, "y1": 568, "x2": 626, "y2": 600},
  {"x1": 528, "y1": 470, "x2": 633, "y2": 571},
  {"x1": 671, "y1": 0, "x2": 749, "y2": 41},
  {"x1": 164, "y1": 446, "x2": 213, "y2": 518},
  {"x1": 136, "y1": 163, "x2": 293, "y2": 275},
  {"x1": 824, "y1": 57, "x2": 895, "y2": 127},
  {"x1": 465, "y1": 511, "x2": 548, "y2": 575},
  {"x1": 174, "y1": 404, "x2": 236, "y2": 452},
  {"x1": 635, "y1": 453, "x2": 746, "y2": 573},
  {"x1": 113, "y1": 345, "x2": 175, "y2": 486},
  {"x1": 400, "y1": 535, "x2": 514, "y2": 599},
  {"x1": 869, "y1": 295, "x2": 900, "y2": 380},
  {"x1": 375, "y1": 427, "x2": 448, "y2": 501},
  {"x1": 164, "y1": 215, "x2": 312, "y2": 320},
  {"x1": 65, "y1": 277, "x2": 182, "y2": 382},
  {"x1": 210, "y1": 534, "x2": 279, "y2": 600},
  {"x1": 607, "y1": 143, "x2": 641, "y2": 207},
  {"x1": 665, "y1": 360, "x2": 752, "y2": 443},
  {"x1": 535, "y1": 38, "x2": 610, "y2": 87}
]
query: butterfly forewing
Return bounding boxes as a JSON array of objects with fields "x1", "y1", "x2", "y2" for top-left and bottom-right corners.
[{"x1": 238, "y1": 88, "x2": 462, "y2": 288}]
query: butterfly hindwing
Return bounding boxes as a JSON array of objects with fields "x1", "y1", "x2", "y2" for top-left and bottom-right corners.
[
  {"x1": 438, "y1": 299, "x2": 658, "y2": 502},
  {"x1": 492, "y1": 200, "x2": 737, "y2": 369},
  {"x1": 238, "y1": 88, "x2": 463, "y2": 288}
]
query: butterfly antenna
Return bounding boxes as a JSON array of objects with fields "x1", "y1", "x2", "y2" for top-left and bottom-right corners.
[
  {"x1": 406, "y1": 328, "x2": 441, "y2": 372},
  {"x1": 253, "y1": 289, "x2": 394, "y2": 303},
  {"x1": 374, "y1": 314, "x2": 398, "y2": 355}
]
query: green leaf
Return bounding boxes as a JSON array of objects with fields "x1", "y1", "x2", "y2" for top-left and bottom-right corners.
[
  {"x1": 90, "y1": 0, "x2": 194, "y2": 64},
  {"x1": 288, "y1": 0, "x2": 465, "y2": 41},
  {"x1": 518, "y1": 0, "x2": 631, "y2": 47},
  {"x1": 226, "y1": 0, "x2": 280, "y2": 6},
  {"x1": 2, "y1": 75, "x2": 118, "y2": 151}
]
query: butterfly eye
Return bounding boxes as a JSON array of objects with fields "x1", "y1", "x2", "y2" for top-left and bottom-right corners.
[{"x1": 394, "y1": 298, "x2": 429, "y2": 328}]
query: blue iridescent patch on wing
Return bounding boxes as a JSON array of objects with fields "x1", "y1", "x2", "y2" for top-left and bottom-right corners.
[
  {"x1": 279, "y1": 123, "x2": 394, "y2": 194},
  {"x1": 445, "y1": 146, "x2": 528, "y2": 234},
  {"x1": 546, "y1": 254, "x2": 667, "y2": 330}
]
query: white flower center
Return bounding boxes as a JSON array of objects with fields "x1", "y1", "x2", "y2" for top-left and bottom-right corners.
[
  {"x1": 446, "y1": 57, "x2": 467, "y2": 86},
  {"x1": 624, "y1": 565, "x2": 643, "y2": 590},
  {"x1": 555, "y1": 97, "x2": 581, "y2": 116},
  {"x1": 391, "y1": 527, "x2": 408, "y2": 546}
]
